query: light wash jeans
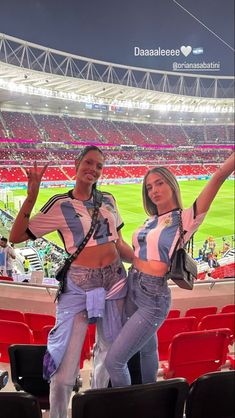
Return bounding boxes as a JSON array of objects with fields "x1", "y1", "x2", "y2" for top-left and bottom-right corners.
[
  {"x1": 105, "y1": 267, "x2": 171, "y2": 387},
  {"x1": 48, "y1": 259, "x2": 127, "y2": 418}
]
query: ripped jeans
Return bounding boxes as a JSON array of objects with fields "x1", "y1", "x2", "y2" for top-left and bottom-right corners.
[
  {"x1": 47, "y1": 258, "x2": 127, "y2": 418},
  {"x1": 105, "y1": 267, "x2": 171, "y2": 387}
]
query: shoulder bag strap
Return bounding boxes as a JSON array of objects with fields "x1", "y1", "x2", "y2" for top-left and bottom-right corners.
[
  {"x1": 167, "y1": 209, "x2": 184, "y2": 270},
  {"x1": 178, "y1": 209, "x2": 185, "y2": 249},
  {"x1": 66, "y1": 189, "x2": 103, "y2": 263}
]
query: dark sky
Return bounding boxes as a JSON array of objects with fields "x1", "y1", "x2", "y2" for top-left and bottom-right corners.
[{"x1": 0, "y1": 0, "x2": 234, "y2": 76}]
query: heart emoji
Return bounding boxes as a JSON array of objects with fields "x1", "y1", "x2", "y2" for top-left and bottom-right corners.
[{"x1": 180, "y1": 45, "x2": 192, "y2": 57}]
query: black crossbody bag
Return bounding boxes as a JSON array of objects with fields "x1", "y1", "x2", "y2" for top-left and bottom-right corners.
[
  {"x1": 54, "y1": 189, "x2": 103, "y2": 302},
  {"x1": 166, "y1": 209, "x2": 197, "y2": 290}
]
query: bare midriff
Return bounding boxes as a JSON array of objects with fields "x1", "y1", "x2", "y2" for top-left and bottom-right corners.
[
  {"x1": 133, "y1": 257, "x2": 168, "y2": 277},
  {"x1": 72, "y1": 241, "x2": 119, "y2": 268}
]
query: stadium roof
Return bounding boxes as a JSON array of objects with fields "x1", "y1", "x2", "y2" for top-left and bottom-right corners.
[{"x1": 0, "y1": 33, "x2": 234, "y2": 114}]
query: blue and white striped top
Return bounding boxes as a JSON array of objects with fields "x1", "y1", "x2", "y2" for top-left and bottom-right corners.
[
  {"x1": 27, "y1": 190, "x2": 123, "y2": 254},
  {"x1": 132, "y1": 204, "x2": 206, "y2": 265}
]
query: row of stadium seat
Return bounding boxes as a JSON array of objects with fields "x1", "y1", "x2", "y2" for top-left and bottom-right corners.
[
  {"x1": 0, "y1": 111, "x2": 234, "y2": 145},
  {"x1": 0, "y1": 163, "x2": 222, "y2": 182},
  {"x1": 158, "y1": 312, "x2": 235, "y2": 361},
  {"x1": 1, "y1": 307, "x2": 234, "y2": 365},
  {"x1": 1, "y1": 368, "x2": 234, "y2": 418},
  {"x1": 0, "y1": 310, "x2": 96, "y2": 366}
]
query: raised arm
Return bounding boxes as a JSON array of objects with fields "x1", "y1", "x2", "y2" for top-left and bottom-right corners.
[
  {"x1": 195, "y1": 152, "x2": 234, "y2": 215},
  {"x1": 9, "y1": 162, "x2": 48, "y2": 243}
]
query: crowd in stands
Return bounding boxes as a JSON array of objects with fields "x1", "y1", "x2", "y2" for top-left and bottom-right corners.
[
  {"x1": 0, "y1": 146, "x2": 231, "y2": 166},
  {"x1": 0, "y1": 163, "x2": 227, "y2": 183},
  {"x1": 0, "y1": 110, "x2": 234, "y2": 147}
]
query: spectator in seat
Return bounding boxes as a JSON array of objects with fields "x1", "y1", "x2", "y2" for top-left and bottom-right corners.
[
  {"x1": 208, "y1": 236, "x2": 216, "y2": 253},
  {"x1": 0, "y1": 237, "x2": 16, "y2": 277},
  {"x1": 222, "y1": 238, "x2": 230, "y2": 255},
  {"x1": 9, "y1": 146, "x2": 134, "y2": 418},
  {"x1": 208, "y1": 253, "x2": 220, "y2": 269},
  {"x1": 105, "y1": 152, "x2": 234, "y2": 388}
]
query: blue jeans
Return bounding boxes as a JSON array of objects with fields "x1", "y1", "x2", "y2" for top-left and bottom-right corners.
[{"x1": 105, "y1": 267, "x2": 171, "y2": 387}]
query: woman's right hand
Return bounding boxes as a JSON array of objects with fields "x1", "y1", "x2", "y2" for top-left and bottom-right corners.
[{"x1": 25, "y1": 162, "x2": 48, "y2": 201}]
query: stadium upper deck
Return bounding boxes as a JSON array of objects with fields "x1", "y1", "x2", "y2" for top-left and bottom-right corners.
[
  {"x1": 0, "y1": 33, "x2": 234, "y2": 176},
  {"x1": 0, "y1": 33, "x2": 234, "y2": 117}
]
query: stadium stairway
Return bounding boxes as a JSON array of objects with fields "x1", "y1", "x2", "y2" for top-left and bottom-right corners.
[
  {"x1": 18, "y1": 248, "x2": 43, "y2": 271},
  {"x1": 223, "y1": 248, "x2": 235, "y2": 260}
]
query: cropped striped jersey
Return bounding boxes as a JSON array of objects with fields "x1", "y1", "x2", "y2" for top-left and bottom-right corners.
[
  {"x1": 132, "y1": 203, "x2": 207, "y2": 265},
  {"x1": 27, "y1": 190, "x2": 123, "y2": 254}
]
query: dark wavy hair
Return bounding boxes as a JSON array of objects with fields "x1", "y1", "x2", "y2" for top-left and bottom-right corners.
[{"x1": 75, "y1": 145, "x2": 105, "y2": 190}]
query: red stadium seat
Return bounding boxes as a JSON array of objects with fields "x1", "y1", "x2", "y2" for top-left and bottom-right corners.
[
  {"x1": 41, "y1": 324, "x2": 92, "y2": 370},
  {"x1": 197, "y1": 312, "x2": 235, "y2": 341},
  {"x1": 0, "y1": 308, "x2": 25, "y2": 323},
  {"x1": 41, "y1": 324, "x2": 54, "y2": 344},
  {"x1": 88, "y1": 323, "x2": 96, "y2": 352},
  {"x1": 166, "y1": 309, "x2": 181, "y2": 319},
  {"x1": 220, "y1": 304, "x2": 235, "y2": 313},
  {"x1": 157, "y1": 316, "x2": 197, "y2": 361},
  {"x1": 185, "y1": 306, "x2": 218, "y2": 326},
  {"x1": 0, "y1": 275, "x2": 14, "y2": 281},
  {"x1": 24, "y1": 313, "x2": 56, "y2": 344},
  {"x1": 162, "y1": 329, "x2": 231, "y2": 384},
  {"x1": 0, "y1": 320, "x2": 34, "y2": 362}
]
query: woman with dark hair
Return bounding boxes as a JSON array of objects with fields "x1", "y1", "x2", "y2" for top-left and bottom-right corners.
[
  {"x1": 10, "y1": 145, "x2": 134, "y2": 418},
  {"x1": 105, "y1": 152, "x2": 234, "y2": 387}
]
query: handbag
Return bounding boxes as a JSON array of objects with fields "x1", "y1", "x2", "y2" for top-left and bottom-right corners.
[
  {"x1": 54, "y1": 189, "x2": 103, "y2": 301},
  {"x1": 166, "y1": 210, "x2": 197, "y2": 290}
]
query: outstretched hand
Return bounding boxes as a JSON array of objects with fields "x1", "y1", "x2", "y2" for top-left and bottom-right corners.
[{"x1": 25, "y1": 162, "x2": 48, "y2": 201}]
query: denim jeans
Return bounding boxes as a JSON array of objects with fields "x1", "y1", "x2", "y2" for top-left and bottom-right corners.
[
  {"x1": 105, "y1": 267, "x2": 171, "y2": 387},
  {"x1": 47, "y1": 259, "x2": 127, "y2": 418}
]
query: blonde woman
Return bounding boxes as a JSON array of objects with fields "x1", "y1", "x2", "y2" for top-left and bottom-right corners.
[{"x1": 105, "y1": 152, "x2": 234, "y2": 387}]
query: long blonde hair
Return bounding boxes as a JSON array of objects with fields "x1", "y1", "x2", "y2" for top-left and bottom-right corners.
[{"x1": 142, "y1": 167, "x2": 183, "y2": 215}]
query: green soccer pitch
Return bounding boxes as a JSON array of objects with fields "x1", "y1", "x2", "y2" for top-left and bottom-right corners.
[{"x1": 10, "y1": 179, "x2": 234, "y2": 254}]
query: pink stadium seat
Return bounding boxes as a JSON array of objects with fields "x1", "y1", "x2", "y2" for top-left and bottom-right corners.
[
  {"x1": 0, "y1": 320, "x2": 34, "y2": 362},
  {"x1": 24, "y1": 313, "x2": 56, "y2": 344},
  {"x1": 162, "y1": 329, "x2": 231, "y2": 384},
  {"x1": 157, "y1": 316, "x2": 197, "y2": 361},
  {"x1": 0, "y1": 309, "x2": 25, "y2": 323},
  {"x1": 185, "y1": 306, "x2": 218, "y2": 326}
]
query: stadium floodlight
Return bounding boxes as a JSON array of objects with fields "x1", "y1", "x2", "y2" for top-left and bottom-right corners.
[{"x1": 0, "y1": 72, "x2": 234, "y2": 114}]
